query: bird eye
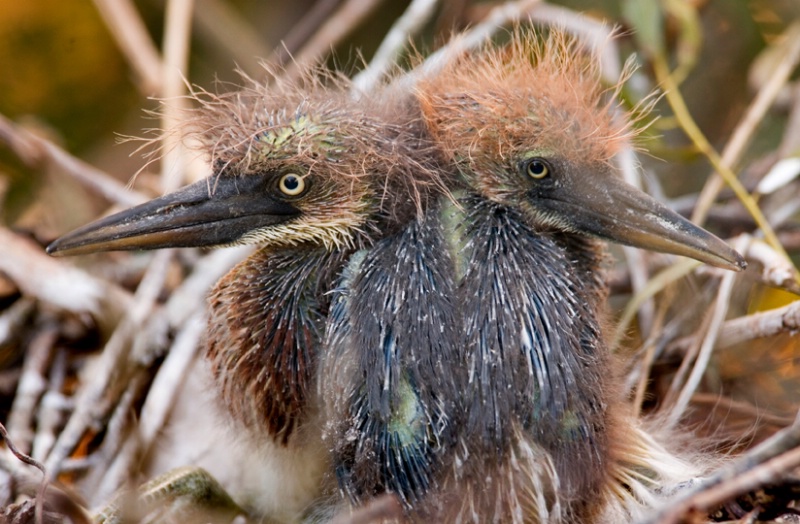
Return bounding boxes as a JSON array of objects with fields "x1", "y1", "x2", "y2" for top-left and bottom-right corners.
[
  {"x1": 278, "y1": 173, "x2": 306, "y2": 196},
  {"x1": 525, "y1": 158, "x2": 550, "y2": 179}
]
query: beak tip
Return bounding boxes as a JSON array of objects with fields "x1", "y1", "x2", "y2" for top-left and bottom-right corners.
[
  {"x1": 45, "y1": 236, "x2": 92, "y2": 257},
  {"x1": 715, "y1": 247, "x2": 746, "y2": 272},
  {"x1": 45, "y1": 241, "x2": 63, "y2": 257}
]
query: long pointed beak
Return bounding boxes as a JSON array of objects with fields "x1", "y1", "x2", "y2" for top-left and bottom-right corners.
[
  {"x1": 538, "y1": 167, "x2": 746, "y2": 271},
  {"x1": 47, "y1": 175, "x2": 300, "y2": 256}
]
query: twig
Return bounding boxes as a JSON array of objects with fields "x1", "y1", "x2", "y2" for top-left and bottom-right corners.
[
  {"x1": 0, "y1": 297, "x2": 36, "y2": 347},
  {"x1": 619, "y1": 155, "x2": 656, "y2": 338},
  {"x1": 691, "y1": 393, "x2": 796, "y2": 429},
  {"x1": 548, "y1": 12, "x2": 660, "y2": 341},
  {"x1": 32, "y1": 362, "x2": 72, "y2": 462},
  {"x1": 95, "y1": 313, "x2": 205, "y2": 504},
  {"x1": 193, "y1": 0, "x2": 271, "y2": 79},
  {"x1": 648, "y1": 21, "x2": 798, "y2": 276},
  {"x1": 664, "y1": 237, "x2": 744, "y2": 427},
  {"x1": 0, "y1": 228, "x2": 133, "y2": 332},
  {"x1": 630, "y1": 303, "x2": 670, "y2": 416},
  {"x1": 526, "y1": 2, "x2": 621, "y2": 84},
  {"x1": 163, "y1": 245, "x2": 253, "y2": 328},
  {"x1": 160, "y1": 0, "x2": 195, "y2": 193},
  {"x1": 267, "y1": 0, "x2": 342, "y2": 67},
  {"x1": 92, "y1": 0, "x2": 163, "y2": 95},
  {"x1": 652, "y1": 55, "x2": 789, "y2": 268},
  {"x1": 744, "y1": 235, "x2": 800, "y2": 294},
  {"x1": 0, "y1": 422, "x2": 47, "y2": 524},
  {"x1": 779, "y1": 83, "x2": 800, "y2": 157},
  {"x1": 0, "y1": 424, "x2": 46, "y2": 480},
  {"x1": 139, "y1": 312, "x2": 204, "y2": 452},
  {"x1": 283, "y1": 0, "x2": 385, "y2": 82},
  {"x1": 402, "y1": 0, "x2": 543, "y2": 88},
  {"x1": 0, "y1": 113, "x2": 148, "y2": 207},
  {"x1": 79, "y1": 246, "x2": 246, "y2": 503},
  {"x1": 610, "y1": 258, "x2": 701, "y2": 351},
  {"x1": 666, "y1": 298, "x2": 800, "y2": 358},
  {"x1": 6, "y1": 326, "x2": 59, "y2": 455},
  {"x1": 693, "y1": 21, "x2": 800, "y2": 226},
  {"x1": 662, "y1": 304, "x2": 714, "y2": 410},
  {"x1": 639, "y1": 412, "x2": 800, "y2": 524},
  {"x1": 352, "y1": 0, "x2": 440, "y2": 93},
  {"x1": 83, "y1": 370, "x2": 150, "y2": 505},
  {"x1": 43, "y1": 250, "x2": 173, "y2": 475}
]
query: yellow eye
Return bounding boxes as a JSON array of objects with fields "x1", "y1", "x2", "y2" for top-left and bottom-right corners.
[
  {"x1": 278, "y1": 173, "x2": 306, "y2": 196},
  {"x1": 526, "y1": 159, "x2": 550, "y2": 179}
]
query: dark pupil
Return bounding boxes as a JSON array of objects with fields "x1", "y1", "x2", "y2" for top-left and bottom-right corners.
[
  {"x1": 284, "y1": 176, "x2": 299, "y2": 190},
  {"x1": 529, "y1": 161, "x2": 545, "y2": 175}
]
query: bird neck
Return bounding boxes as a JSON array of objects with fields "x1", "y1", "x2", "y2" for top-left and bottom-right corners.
[
  {"x1": 443, "y1": 193, "x2": 613, "y2": 499},
  {"x1": 324, "y1": 217, "x2": 461, "y2": 505},
  {"x1": 206, "y1": 244, "x2": 351, "y2": 444},
  {"x1": 548, "y1": 232, "x2": 610, "y2": 307}
]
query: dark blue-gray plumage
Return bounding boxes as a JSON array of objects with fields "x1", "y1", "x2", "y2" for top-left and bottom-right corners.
[{"x1": 323, "y1": 210, "x2": 459, "y2": 506}]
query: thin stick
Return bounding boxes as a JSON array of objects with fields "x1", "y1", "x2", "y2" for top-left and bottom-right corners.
[
  {"x1": 0, "y1": 297, "x2": 35, "y2": 348},
  {"x1": 652, "y1": 52, "x2": 792, "y2": 269},
  {"x1": 526, "y1": 2, "x2": 620, "y2": 84},
  {"x1": 0, "y1": 113, "x2": 148, "y2": 207},
  {"x1": 639, "y1": 412, "x2": 800, "y2": 524},
  {"x1": 43, "y1": 250, "x2": 173, "y2": 475},
  {"x1": 32, "y1": 349, "x2": 71, "y2": 462},
  {"x1": 402, "y1": 0, "x2": 542, "y2": 88},
  {"x1": 631, "y1": 304, "x2": 669, "y2": 417},
  {"x1": 5, "y1": 327, "x2": 58, "y2": 455},
  {"x1": 160, "y1": 0, "x2": 195, "y2": 193},
  {"x1": 0, "y1": 422, "x2": 47, "y2": 524},
  {"x1": 352, "y1": 0, "x2": 440, "y2": 93},
  {"x1": 619, "y1": 156, "x2": 656, "y2": 338},
  {"x1": 283, "y1": 0, "x2": 385, "y2": 81},
  {"x1": 691, "y1": 393, "x2": 795, "y2": 429},
  {"x1": 0, "y1": 228, "x2": 133, "y2": 331},
  {"x1": 664, "y1": 264, "x2": 738, "y2": 428},
  {"x1": 82, "y1": 370, "x2": 148, "y2": 503},
  {"x1": 92, "y1": 0, "x2": 163, "y2": 95},
  {"x1": 778, "y1": 83, "x2": 800, "y2": 157},
  {"x1": 610, "y1": 258, "x2": 700, "y2": 352},
  {"x1": 667, "y1": 298, "x2": 800, "y2": 357},
  {"x1": 693, "y1": 22, "x2": 800, "y2": 226},
  {"x1": 95, "y1": 313, "x2": 205, "y2": 502},
  {"x1": 744, "y1": 236, "x2": 800, "y2": 294},
  {"x1": 662, "y1": 305, "x2": 713, "y2": 409},
  {"x1": 267, "y1": 0, "x2": 342, "y2": 67},
  {"x1": 193, "y1": 0, "x2": 271, "y2": 79},
  {"x1": 164, "y1": 245, "x2": 253, "y2": 328}
]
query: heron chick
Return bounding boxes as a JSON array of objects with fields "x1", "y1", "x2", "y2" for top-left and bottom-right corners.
[
  {"x1": 412, "y1": 30, "x2": 745, "y2": 522},
  {"x1": 47, "y1": 67, "x2": 446, "y2": 521}
]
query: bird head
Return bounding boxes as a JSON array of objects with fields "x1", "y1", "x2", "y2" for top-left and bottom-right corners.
[
  {"x1": 418, "y1": 31, "x2": 745, "y2": 271},
  {"x1": 47, "y1": 72, "x2": 438, "y2": 257}
]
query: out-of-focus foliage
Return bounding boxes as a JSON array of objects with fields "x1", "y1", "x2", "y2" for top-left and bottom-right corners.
[{"x1": 0, "y1": 3, "x2": 133, "y2": 150}]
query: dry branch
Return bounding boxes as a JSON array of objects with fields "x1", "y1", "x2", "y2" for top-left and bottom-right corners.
[
  {"x1": 283, "y1": 0, "x2": 385, "y2": 81},
  {"x1": 92, "y1": 0, "x2": 163, "y2": 95},
  {"x1": 0, "y1": 228, "x2": 133, "y2": 330},
  {"x1": 639, "y1": 413, "x2": 800, "y2": 524},
  {"x1": 0, "y1": 114, "x2": 148, "y2": 208}
]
